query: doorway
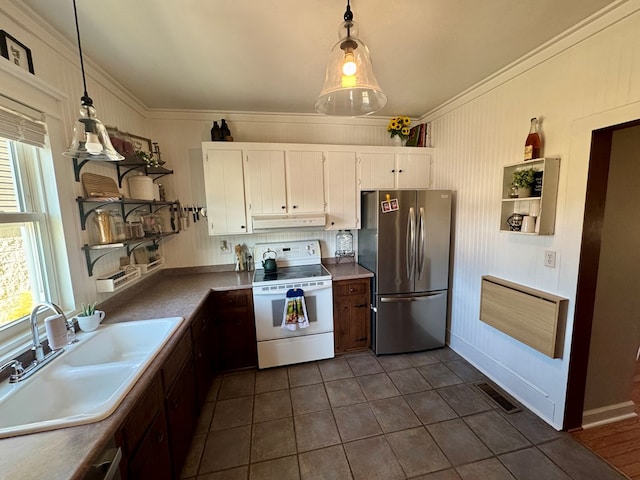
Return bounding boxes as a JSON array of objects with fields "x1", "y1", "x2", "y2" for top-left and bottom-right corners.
[{"x1": 565, "y1": 119, "x2": 640, "y2": 431}]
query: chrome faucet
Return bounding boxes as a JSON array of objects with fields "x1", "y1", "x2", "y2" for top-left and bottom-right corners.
[{"x1": 30, "y1": 302, "x2": 66, "y2": 362}]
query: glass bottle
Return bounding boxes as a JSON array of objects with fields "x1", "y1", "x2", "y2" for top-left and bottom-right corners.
[
  {"x1": 221, "y1": 119, "x2": 232, "y2": 141},
  {"x1": 210, "y1": 121, "x2": 222, "y2": 141},
  {"x1": 524, "y1": 117, "x2": 542, "y2": 160}
]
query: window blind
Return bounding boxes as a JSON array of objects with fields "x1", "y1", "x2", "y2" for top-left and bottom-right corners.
[{"x1": 0, "y1": 105, "x2": 46, "y2": 148}]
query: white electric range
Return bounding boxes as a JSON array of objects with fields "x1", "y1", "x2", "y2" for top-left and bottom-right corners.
[{"x1": 252, "y1": 240, "x2": 334, "y2": 369}]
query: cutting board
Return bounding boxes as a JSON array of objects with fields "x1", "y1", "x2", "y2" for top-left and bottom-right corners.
[{"x1": 81, "y1": 173, "x2": 122, "y2": 200}]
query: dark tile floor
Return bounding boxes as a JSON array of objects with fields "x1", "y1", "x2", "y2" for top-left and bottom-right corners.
[{"x1": 181, "y1": 348, "x2": 627, "y2": 480}]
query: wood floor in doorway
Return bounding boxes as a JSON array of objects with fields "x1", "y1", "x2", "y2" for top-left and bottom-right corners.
[{"x1": 572, "y1": 362, "x2": 640, "y2": 480}]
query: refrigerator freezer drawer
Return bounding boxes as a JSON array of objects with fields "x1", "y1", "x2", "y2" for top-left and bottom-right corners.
[{"x1": 374, "y1": 291, "x2": 447, "y2": 354}]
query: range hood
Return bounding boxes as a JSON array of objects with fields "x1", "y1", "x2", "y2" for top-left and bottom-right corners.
[{"x1": 252, "y1": 213, "x2": 326, "y2": 230}]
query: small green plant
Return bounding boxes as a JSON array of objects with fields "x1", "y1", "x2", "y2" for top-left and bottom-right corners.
[
  {"x1": 512, "y1": 167, "x2": 537, "y2": 188},
  {"x1": 80, "y1": 302, "x2": 97, "y2": 317}
]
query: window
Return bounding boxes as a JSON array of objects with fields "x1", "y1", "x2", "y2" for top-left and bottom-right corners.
[{"x1": 0, "y1": 136, "x2": 56, "y2": 333}]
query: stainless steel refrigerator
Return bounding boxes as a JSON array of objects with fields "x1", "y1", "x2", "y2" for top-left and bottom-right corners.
[{"x1": 359, "y1": 190, "x2": 452, "y2": 354}]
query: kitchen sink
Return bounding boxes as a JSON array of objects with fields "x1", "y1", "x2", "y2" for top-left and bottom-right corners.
[{"x1": 0, "y1": 317, "x2": 183, "y2": 438}]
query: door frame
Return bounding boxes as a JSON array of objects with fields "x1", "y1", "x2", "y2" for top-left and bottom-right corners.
[{"x1": 563, "y1": 106, "x2": 640, "y2": 430}]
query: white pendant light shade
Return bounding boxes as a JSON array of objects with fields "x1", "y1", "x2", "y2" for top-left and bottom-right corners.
[
  {"x1": 63, "y1": 102, "x2": 124, "y2": 161},
  {"x1": 315, "y1": 12, "x2": 387, "y2": 116}
]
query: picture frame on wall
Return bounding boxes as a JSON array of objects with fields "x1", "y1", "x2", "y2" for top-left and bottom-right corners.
[{"x1": 0, "y1": 30, "x2": 35, "y2": 74}]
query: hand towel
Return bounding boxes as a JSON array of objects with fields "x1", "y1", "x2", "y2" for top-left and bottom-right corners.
[{"x1": 282, "y1": 288, "x2": 309, "y2": 331}]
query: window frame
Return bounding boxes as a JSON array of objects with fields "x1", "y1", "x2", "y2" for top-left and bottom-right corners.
[{"x1": 0, "y1": 138, "x2": 60, "y2": 357}]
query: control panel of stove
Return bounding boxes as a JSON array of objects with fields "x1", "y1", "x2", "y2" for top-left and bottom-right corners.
[{"x1": 253, "y1": 240, "x2": 322, "y2": 268}]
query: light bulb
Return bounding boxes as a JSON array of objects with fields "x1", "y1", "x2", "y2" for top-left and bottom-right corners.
[
  {"x1": 342, "y1": 51, "x2": 357, "y2": 76},
  {"x1": 85, "y1": 132, "x2": 102, "y2": 155}
]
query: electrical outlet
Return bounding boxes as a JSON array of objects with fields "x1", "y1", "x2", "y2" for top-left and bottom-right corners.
[{"x1": 544, "y1": 250, "x2": 556, "y2": 268}]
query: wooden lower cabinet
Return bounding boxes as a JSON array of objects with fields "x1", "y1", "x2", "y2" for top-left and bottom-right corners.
[
  {"x1": 333, "y1": 278, "x2": 371, "y2": 353},
  {"x1": 115, "y1": 376, "x2": 171, "y2": 480},
  {"x1": 165, "y1": 351, "x2": 197, "y2": 479},
  {"x1": 211, "y1": 289, "x2": 257, "y2": 370},
  {"x1": 116, "y1": 331, "x2": 197, "y2": 480},
  {"x1": 192, "y1": 296, "x2": 215, "y2": 408}
]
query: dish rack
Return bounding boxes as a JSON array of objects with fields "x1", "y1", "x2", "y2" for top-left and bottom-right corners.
[
  {"x1": 134, "y1": 257, "x2": 165, "y2": 275},
  {"x1": 96, "y1": 266, "x2": 141, "y2": 292}
]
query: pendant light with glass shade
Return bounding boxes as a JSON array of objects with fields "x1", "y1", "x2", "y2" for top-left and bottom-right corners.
[
  {"x1": 315, "y1": 0, "x2": 387, "y2": 117},
  {"x1": 62, "y1": 0, "x2": 123, "y2": 161}
]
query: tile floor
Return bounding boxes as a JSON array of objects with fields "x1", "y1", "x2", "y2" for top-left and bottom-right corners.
[{"x1": 181, "y1": 348, "x2": 627, "y2": 480}]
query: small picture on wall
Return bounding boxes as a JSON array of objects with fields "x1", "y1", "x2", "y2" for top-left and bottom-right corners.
[{"x1": 0, "y1": 30, "x2": 34, "y2": 74}]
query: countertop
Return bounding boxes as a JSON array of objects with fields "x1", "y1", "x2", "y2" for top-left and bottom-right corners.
[{"x1": 0, "y1": 263, "x2": 372, "y2": 480}]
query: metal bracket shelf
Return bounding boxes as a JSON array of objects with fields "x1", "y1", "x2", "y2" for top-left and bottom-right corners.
[
  {"x1": 76, "y1": 197, "x2": 177, "y2": 230},
  {"x1": 81, "y1": 232, "x2": 176, "y2": 276},
  {"x1": 72, "y1": 156, "x2": 173, "y2": 186}
]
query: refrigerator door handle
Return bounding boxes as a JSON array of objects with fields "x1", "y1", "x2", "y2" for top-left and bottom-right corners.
[
  {"x1": 380, "y1": 293, "x2": 445, "y2": 303},
  {"x1": 407, "y1": 207, "x2": 416, "y2": 279},
  {"x1": 417, "y1": 207, "x2": 425, "y2": 280}
]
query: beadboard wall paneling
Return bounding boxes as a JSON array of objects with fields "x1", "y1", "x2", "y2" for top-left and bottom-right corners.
[{"x1": 425, "y1": 6, "x2": 640, "y2": 428}]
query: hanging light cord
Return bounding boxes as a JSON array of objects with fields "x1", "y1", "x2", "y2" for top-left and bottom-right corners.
[
  {"x1": 72, "y1": 0, "x2": 93, "y2": 107},
  {"x1": 344, "y1": 0, "x2": 353, "y2": 36}
]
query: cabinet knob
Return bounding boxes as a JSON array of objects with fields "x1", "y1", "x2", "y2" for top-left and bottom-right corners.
[
  {"x1": 391, "y1": 169, "x2": 395, "y2": 173},
  {"x1": 349, "y1": 288, "x2": 354, "y2": 292},
  {"x1": 281, "y1": 205, "x2": 286, "y2": 210},
  {"x1": 331, "y1": 221, "x2": 335, "y2": 225},
  {"x1": 398, "y1": 169, "x2": 403, "y2": 173},
  {"x1": 292, "y1": 205, "x2": 298, "y2": 209},
  {"x1": 156, "y1": 432, "x2": 165, "y2": 443},
  {"x1": 241, "y1": 225, "x2": 245, "y2": 229}
]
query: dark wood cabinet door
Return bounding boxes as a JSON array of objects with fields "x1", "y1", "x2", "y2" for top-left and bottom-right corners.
[
  {"x1": 165, "y1": 354, "x2": 197, "y2": 479},
  {"x1": 333, "y1": 278, "x2": 371, "y2": 353},
  {"x1": 128, "y1": 410, "x2": 172, "y2": 480},
  {"x1": 192, "y1": 297, "x2": 215, "y2": 408},
  {"x1": 212, "y1": 289, "x2": 257, "y2": 370}
]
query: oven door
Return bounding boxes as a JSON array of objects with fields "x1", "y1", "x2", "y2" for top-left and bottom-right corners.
[{"x1": 253, "y1": 280, "x2": 333, "y2": 341}]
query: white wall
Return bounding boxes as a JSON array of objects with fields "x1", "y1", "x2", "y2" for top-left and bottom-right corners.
[{"x1": 423, "y1": 1, "x2": 640, "y2": 427}]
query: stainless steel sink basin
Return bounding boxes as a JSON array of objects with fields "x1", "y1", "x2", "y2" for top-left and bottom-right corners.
[{"x1": 0, "y1": 317, "x2": 183, "y2": 438}]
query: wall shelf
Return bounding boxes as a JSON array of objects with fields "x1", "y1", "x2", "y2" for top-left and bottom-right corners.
[
  {"x1": 81, "y1": 233, "x2": 176, "y2": 277},
  {"x1": 76, "y1": 197, "x2": 177, "y2": 230},
  {"x1": 500, "y1": 157, "x2": 560, "y2": 235}
]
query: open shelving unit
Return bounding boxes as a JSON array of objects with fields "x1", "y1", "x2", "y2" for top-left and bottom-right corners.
[{"x1": 500, "y1": 157, "x2": 560, "y2": 235}]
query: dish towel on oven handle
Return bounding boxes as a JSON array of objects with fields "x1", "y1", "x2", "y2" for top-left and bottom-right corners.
[{"x1": 282, "y1": 288, "x2": 309, "y2": 331}]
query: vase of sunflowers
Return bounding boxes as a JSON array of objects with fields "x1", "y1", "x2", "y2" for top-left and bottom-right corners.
[{"x1": 387, "y1": 116, "x2": 411, "y2": 145}]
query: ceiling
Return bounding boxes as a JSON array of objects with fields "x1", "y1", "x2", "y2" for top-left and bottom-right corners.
[{"x1": 23, "y1": 0, "x2": 617, "y2": 118}]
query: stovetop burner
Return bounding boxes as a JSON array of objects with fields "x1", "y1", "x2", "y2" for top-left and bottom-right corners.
[{"x1": 253, "y1": 264, "x2": 331, "y2": 285}]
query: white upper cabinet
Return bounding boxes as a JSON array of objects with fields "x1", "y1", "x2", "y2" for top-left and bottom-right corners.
[
  {"x1": 245, "y1": 150, "x2": 287, "y2": 214},
  {"x1": 286, "y1": 151, "x2": 325, "y2": 213},
  {"x1": 325, "y1": 151, "x2": 358, "y2": 230},
  {"x1": 202, "y1": 145, "x2": 249, "y2": 235},
  {"x1": 245, "y1": 149, "x2": 325, "y2": 215},
  {"x1": 359, "y1": 149, "x2": 433, "y2": 189}
]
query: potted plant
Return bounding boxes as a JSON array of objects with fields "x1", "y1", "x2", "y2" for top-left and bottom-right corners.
[
  {"x1": 512, "y1": 167, "x2": 537, "y2": 197},
  {"x1": 77, "y1": 301, "x2": 105, "y2": 332}
]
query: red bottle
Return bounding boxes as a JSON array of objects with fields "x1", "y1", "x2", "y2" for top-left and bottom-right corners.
[{"x1": 524, "y1": 117, "x2": 542, "y2": 160}]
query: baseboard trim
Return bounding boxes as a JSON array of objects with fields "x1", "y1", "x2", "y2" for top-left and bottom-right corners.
[{"x1": 582, "y1": 401, "x2": 638, "y2": 429}]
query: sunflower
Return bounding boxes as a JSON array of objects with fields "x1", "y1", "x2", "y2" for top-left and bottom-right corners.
[{"x1": 387, "y1": 115, "x2": 411, "y2": 139}]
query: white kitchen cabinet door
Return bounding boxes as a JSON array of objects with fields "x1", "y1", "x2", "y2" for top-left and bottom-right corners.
[
  {"x1": 325, "y1": 151, "x2": 358, "y2": 230},
  {"x1": 286, "y1": 150, "x2": 325, "y2": 213},
  {"x1": 396, "y1": 152, "x2": 432, "y2": 188},
  {"x1": 245, "y1": 150, "x2": 287, "y2": 214},
  {"x1": 359, "y1": 152, "x2": 395, "y2": 189},
  {"x1": 203, "y1": 148, "x2": 249, "y2": 235}
]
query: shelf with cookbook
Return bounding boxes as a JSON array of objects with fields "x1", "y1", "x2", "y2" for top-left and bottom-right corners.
[{"x1": 500, "y1": 157, "x2": 560, "y2": 235}]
